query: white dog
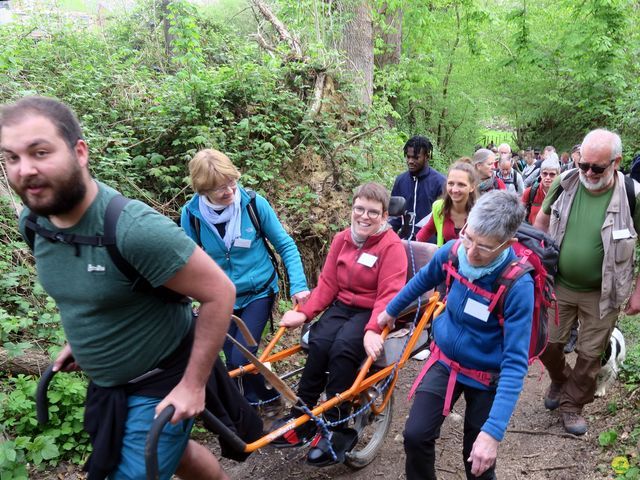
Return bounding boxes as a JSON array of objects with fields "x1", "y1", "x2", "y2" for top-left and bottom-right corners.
[{"x1": 594, "y1": 327, "x2": 626, "y2": 397}]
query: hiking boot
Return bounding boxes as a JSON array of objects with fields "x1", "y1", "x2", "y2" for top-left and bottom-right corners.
[
  {"x1": 270, "y1": 414, "x2": 316, "y2": 448},
  {"x1": 564, "y1": 327, "x2": 578, "y2": 353},
  {"x1": 561, "y1": 412, "x2": 588, "y2": 436},
  {"x1": 544, "y1": 382, "x2": 564, "y2": 410}
]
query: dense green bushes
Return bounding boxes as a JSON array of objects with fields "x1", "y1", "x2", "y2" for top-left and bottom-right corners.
[{"x1": 0, "y1": 2, "x2": 406, "y2": 473}]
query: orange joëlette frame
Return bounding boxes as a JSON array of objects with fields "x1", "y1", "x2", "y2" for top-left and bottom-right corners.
[{"x1": 227, "y1": 294, "x2": 444, "y2": 453}]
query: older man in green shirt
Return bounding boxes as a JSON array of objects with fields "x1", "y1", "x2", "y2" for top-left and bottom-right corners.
[{"x1": 534, "y1": 129, "x2": 640, "y2": 436}]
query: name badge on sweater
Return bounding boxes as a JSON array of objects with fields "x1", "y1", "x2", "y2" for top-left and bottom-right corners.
[
  {"x1": 612, "y1": 228, "x2": 632, "y2": 240},
  {"x1": 464, "y1": 298, "x2": 490, "y2": 322},
  {"x1": 357, "y1": 252, "x2": 378, "y2": 267},
  {"x1": 234, "y1": 238, "x2": 252, "y2": 248}
]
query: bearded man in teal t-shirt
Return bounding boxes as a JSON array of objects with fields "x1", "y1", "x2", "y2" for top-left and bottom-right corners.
[{"x1": 1, "y1": 96, "x2": 236, "y2": 480}]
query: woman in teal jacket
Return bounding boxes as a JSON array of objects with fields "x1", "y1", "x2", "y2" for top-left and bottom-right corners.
[{"x1": 181, "y1": 149, "x2": 309, "y2": 410}]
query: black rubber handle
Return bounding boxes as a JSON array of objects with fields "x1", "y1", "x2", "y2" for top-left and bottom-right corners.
[
  {"x1": 36, "y1": 364, "x2": 57, "y2": 426},
  {"x1": 144, "y1": 406, "x2": 248, "y2": 480},
  {"x1": 145, "y1": 405, "x2": 175, "y2": 480}
]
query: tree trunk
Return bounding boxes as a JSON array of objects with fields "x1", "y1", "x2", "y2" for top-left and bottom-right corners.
[
  {"x1": 161, "y1": 0, "x2": 175, "y2": 61},
  {"x1": 374, "y1": 3, "x2": 402, "y2": 68},
  {"x1": 339, "y1": 1, "x2": 374, "y2": 107},
  {"x1": 0, "y1": 347, "x2": 51, "y2": 376},
  {"x1": 436, "y1": 4, "x2": 461, "y2": 150}
]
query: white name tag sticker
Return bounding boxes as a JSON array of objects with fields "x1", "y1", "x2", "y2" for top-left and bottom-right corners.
[
  {"x1": 612, "y1": 228, "x2": 632, "y2": 240},
  {"x1": 464, "y1": 298, "x2": 490, "y2": 322},
  {"x1": 233, "y1": 238, "x2": 252, "y2": 248},
  {"x1": 357, "y1": 252, "x2": 378, "y2": 267}
]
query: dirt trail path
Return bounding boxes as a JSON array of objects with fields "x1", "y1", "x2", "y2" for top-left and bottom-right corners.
[{"x1": 220, "y1": 357, "x2": 619, "y2": 480}]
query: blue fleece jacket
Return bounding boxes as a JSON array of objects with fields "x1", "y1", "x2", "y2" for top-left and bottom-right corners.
[
  {"x1": 390, "y1": 165, "x2": 446, "y2": 239},
  {"x1": 181, "y1": 187, "x2": 308, "y2": 309},
  {"x1": 386, "y1": 241, "x2": 534, "y2": 442}
]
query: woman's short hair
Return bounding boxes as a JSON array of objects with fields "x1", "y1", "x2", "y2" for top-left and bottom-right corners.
[
  {"x1": 188, "y1": 149, "x2": 241, "y2": 193},
  {"x1": 352, "y1": 182, "x2": 390, "y2": 213},
  {"x1": 540, "y1": 157, "x2": 561, "y2": 172},
  {"x1": 467, "y1": 191, "x2": 525, "y2": 242}
]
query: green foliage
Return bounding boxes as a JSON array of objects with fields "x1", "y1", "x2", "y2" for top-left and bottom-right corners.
[
  {"x1": 0, "y1": 374, "x2": 89, "y2": 475},
  {"x1": 598, "y1": 429, "x2": 618, "y2": 447},
  {"x1": 618, "y1": 314, "x2": 640, "y2": 386},
  {"x1": 0, "y1": 200, "x2": 87, "y2": 474},
  {"x1": 0, "y1": 3, "x2": 408, "y2": 471},
  {"x1": 618, "y1": 467, "x2": 640, "y2": 480}
]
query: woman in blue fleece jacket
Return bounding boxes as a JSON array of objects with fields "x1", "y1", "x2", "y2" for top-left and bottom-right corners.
[
  {"x1": 181, "y1": 149, "x2": 309, "y2": 409},
  {"x1": 377, "y1": 191, "x2": 534, "y2": 480}
]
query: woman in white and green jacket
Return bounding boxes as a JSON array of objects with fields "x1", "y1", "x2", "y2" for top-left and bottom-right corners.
[{"x1": 416, "y1": 161, "x2": 477, "y2": 246}]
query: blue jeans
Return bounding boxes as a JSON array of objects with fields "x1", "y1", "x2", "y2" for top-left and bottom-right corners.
[
  {"x1": 223, "y1": 295, "x2": 276, "y2": 404},
  {"x1": 109, "y1": 395, "x2": 194, "y2": 480}
]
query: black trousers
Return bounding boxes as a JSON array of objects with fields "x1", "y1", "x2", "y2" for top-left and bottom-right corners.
[
  {"x1": 404, "y1": 362, "x2": 497, "y2": 480},
  {"x1": 297, "y1": 301, "x2": 370, "y2": 423},
  {"x1": 224, "y1": 295, "x2": 276, "y2": 403}
]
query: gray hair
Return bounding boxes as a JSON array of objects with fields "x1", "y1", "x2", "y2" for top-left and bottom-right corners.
[
  {"x1": 540, "y1": 156, "x2": 561, "y2": 172},
  {"x1": 497, "y1": 143, "x2": 511, "y2": 154},
  {"x1": 498, "y1": 156, "x2": 512, "y2": 167},
  {"x1": 582, "y1": 128, "x2": 622, "y2": 158},
  {"x1": 467, "y1": 190, "x2": 525, "y2": 242},
  {"x1": 473, "y1": 148, "x2": 494, "y2": 166}
]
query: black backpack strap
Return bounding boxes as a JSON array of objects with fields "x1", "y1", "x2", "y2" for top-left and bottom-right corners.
[
  {"x1": 525, "y1": 183, "x2": 539, "y2": 223},
  {"x1": 623, "y1": 175, "x2": 636, "y2": 217},
  {"x1": 245, "y1": 190, "x2": 262, "y2": 237},
  {"x1": 103, "y1": 195, "x2": 187, "y2": 303},
  {"x1": 23, "y1": 211, "x2": 113, "y2": 256},
  {"x1": 24, "y1": 212, "x2": 39, "y2": 250},
  {"x1": 245, "y1": 189, "x2": 279, "y2": 276},
  {"x1": 186, "y1": 211, "x2": 202, "y2": 247},
  {"x1": 103, "y1": 195, "x2": 137, "y2": 283}
]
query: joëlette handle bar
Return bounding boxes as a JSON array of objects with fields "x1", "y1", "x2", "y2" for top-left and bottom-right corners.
[
  {"x1": 36, "y1": 363, "x2": 57, "y2": 425},
  {"x1": 145, "y1": 405, "x2": 247, "y2": 480},
  {"x1": 36, "y1": 364, "x2": 247, "y2": 480}
]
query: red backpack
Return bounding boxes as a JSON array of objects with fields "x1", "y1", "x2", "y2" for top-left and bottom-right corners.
[{"x1": 443, "y1": 224, "x2": 559, "y2": 364}]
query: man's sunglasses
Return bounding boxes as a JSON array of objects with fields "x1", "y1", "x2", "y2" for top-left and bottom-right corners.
[{"x1": 577, "y1": 158, "x2": 615, "y2": 174}]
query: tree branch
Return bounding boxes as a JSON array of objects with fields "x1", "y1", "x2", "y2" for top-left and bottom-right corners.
[{"x1": 251, "y1": 0, "x2": 303, "y2": 59}]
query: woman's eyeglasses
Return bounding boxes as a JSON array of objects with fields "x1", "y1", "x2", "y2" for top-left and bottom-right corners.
[
  {"x1": 212, "y1": 181, "x2": 237, "y2": 193},
  {"x1": 577, "y1": 158, "x2": 615, "y2": 174},
  {"x1": 540, "y1": 171, "x2": 557, "y2": 178},
  {"x1": 459, "y1": 223, "x2": 508, "y2": 255},
  {"x1": 352, "y1": 206, "x2": 382, "y2": 219}
]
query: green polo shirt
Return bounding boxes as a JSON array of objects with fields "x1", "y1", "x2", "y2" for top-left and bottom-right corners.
[{"x1": 542, "y1": 176, "x2": 640, "y2": 291}]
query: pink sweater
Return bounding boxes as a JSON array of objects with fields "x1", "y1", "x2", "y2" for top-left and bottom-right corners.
[{"x1": 300, "y1": 228, "x2": 408, "y2": 333}]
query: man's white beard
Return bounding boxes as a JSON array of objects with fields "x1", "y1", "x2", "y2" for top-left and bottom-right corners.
[{"x1": 579, "y1": 169, "x2": 614, "y2": 191}]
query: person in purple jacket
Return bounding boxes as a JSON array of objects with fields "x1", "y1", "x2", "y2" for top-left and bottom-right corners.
[{"x1": 376, "y1": 191, "x2": 534, "y2": 480}]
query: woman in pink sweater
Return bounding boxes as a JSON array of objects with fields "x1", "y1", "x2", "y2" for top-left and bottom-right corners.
[{"x1": 271, "y1": 182, "x2": 407, "y2": 465}]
